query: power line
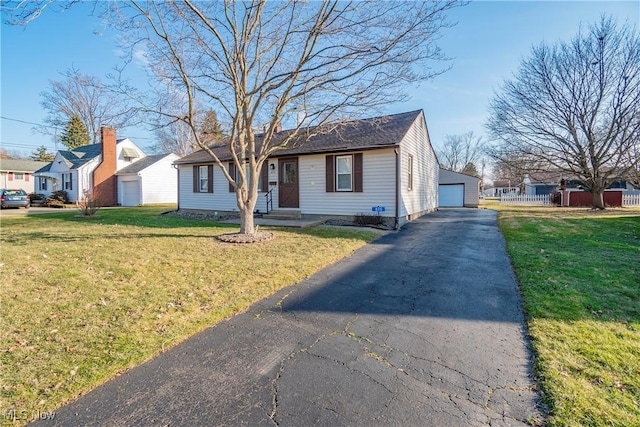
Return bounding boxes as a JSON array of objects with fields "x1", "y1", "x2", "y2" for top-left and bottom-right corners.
[{"x1": 1, "y1": 115, "x2": 156, "y2": 141}]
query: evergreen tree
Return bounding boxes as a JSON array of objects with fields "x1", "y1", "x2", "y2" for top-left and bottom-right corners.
[
  {"x1": 60, "y1": 115, "x2": 90, "y2": 150},
  {"x1": 199, "y1": 109, "x2": 224, "y2": 144},
  {"x1": 30, "y1": 145, "x2": 55, "y2": 162},
  {"x1": 461, "y1": 162, "x2": 479, "y2": 177}
]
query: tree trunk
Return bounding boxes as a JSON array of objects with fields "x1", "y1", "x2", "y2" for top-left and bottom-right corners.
[
  {"x1": 238, "y1": 207, "x2": 255, "y2": 235},
  {"x1": 592, "y1": 190, "x2": 605, "y2": 210}
]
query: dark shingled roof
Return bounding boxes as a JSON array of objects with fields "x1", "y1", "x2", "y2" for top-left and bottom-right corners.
[
  {"x1": 174, "y1": 110, "x2": 422, "y2": 165},
  {"x1": 117, "y1": 154, "x2": 173, "y2": 174}
]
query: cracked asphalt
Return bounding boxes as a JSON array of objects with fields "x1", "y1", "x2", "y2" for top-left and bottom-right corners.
[{"x1": 33, "y1": 208, "x2": 544, "y2": 426}]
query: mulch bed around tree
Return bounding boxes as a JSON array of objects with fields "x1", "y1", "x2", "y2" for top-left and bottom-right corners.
[{"x1": 216, "y1": 231, "x2": 274, "y2": 244}]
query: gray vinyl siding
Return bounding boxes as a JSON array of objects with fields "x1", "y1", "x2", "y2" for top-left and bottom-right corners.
[
  {"x1": 298, "y1": 149, "x2": 396, "y2": 216},
  {"x1": 179, "y1": 163, "x2": 272, "y2": 212},
  {"x1": 178, "y1": 149, "x2": 397, "y2": 216},
  {"x1": 398, "y1": 115, "x2": 439, "y2": 218}
]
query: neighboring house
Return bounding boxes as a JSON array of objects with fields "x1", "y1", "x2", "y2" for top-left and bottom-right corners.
[
  {"x1": 117, "y1": 153, "x2": 180, "y2": 206},
  {"x1": 0, "y1": 159, "x2": 49, "y2": 193},
  {"x1": 523, "y1": 171, "x2": 639, "y2": 196},
  {"x1": 174, "y1": 110, "x2": 439, "y2": 228},
  {"x1": 34, "y1": 127, "x2": 177, "y2": 206},
  {"x1": 523, "y1": 172, "x2": 563, "y2": 196},
  {"x1": 438, "y1": 168, "x2": 480, "y2": 208},
  {"x1": 492, "y1": 180, "x2": 520, "y2": 196}
]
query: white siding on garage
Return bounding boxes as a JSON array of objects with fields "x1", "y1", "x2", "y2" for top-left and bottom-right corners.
[
  {"x1": 438, "y1": 169, "x2": 480, "y2": 207},
  {"x1": 398, "y1": 114, "x2": 439, "y2": 220},
  {"x1": 139, "y1": 155, "x2": 179, "y2": 204}
]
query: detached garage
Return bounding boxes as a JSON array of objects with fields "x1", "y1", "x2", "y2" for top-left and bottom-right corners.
[
  {"x1": 438, "y1": 168, "x2": 480, "y2": 208},
  {"x1": 117, "y1": 153, "x2": 179, "y2": 206}
]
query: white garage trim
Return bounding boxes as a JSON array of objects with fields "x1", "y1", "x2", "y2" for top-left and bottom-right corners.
[{"x1": 439, "y1": 184, "x2": 464, "y2": 207}]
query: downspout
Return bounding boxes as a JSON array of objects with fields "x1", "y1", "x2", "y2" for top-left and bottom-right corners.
[
  {"x1": 172, "y1": 163, "x2": 180, "y2": 211},
  {"x1": 394, "y1": 147, "x2": 400, "y2": 230}
]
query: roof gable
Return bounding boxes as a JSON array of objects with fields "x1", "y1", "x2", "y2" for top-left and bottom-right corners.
[{"x1": 175, "y1": 110, "x2": 422, "y2": 165}]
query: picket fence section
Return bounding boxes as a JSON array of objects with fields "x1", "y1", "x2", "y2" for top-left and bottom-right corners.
[
  {"x1": 500, "y1": 195, "x2": 551, "y2": 206},
  {"x1": 623, "y1": 194, "x2": 640, "y2": 207}
]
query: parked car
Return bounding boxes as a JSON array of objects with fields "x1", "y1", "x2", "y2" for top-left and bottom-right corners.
[{"x1": 0, "y1": 189, "x2": 30, "y2": 209}]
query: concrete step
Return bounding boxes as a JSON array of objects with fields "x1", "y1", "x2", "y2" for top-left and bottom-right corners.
[{"x1": 262, "y1": 210, "x2": 301, "y2": 220}]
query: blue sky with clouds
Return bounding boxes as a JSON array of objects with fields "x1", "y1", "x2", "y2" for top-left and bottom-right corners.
[{"x1": 1, "y1": 1, "x2": 638, "y2": 158}]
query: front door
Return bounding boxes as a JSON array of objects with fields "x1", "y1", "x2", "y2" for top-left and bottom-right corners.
[{"x1": 279, "y1": 157, "x2": 299, "y2": 208}]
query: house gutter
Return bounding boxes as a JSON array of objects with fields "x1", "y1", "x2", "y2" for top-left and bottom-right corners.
[{"x1": 394, "y1": 146, "x2": 400, "y2": 230}]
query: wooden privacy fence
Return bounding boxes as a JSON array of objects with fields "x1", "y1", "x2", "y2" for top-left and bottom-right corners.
[
  {"x1": 623, "y1": 194, "x2": 640, "y2": 207},
  {"x1": 500, "y1": 195, "x2": 551, "y2": 206}
]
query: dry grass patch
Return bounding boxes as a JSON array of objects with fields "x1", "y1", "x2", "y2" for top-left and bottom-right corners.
[{"x1": 0, "y1": 207, "x2": 377, "y2": 425}]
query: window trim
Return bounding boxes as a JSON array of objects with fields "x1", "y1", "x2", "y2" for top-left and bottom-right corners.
[
  {"x1": 192, "y1": 165, "x2": 213, "y2": 193},
  {"x1": 63, "y1": 173, "x2": 73, "y2": 191},
  {"x1": 326, "y1": 153, "x2": 363, "y2": 193},
  {"x1": 229, "y1": 162, "x2": 269, "y2": 193},
  {"x1": 335, "y1": 155, "x2": 353, "y2": 192}
]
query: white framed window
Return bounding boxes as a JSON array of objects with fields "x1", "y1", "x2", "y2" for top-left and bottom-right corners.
[
  {"x1": 40, "y1": 178, "x2": 47, "y2": 191},
  {"x1": 14, "y1": 172, "x2": 24, "y2": 180},
  {"x1": 199, "y1": 165, "x2": 209, "y2": 192},
  {"x1": 336, "y1": 155, "x2": 352, "y2": 191},
  {"x1": 63, "y1": 173, "x2": 72, "y2": 190}
]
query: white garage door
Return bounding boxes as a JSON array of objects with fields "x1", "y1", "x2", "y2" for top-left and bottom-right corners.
[
  {"x1": 439, "y1": 184, "x2": 464, "y2": 207},
  {"x1": 121, "y1": 181, "x2": 140, "y2": 206}
]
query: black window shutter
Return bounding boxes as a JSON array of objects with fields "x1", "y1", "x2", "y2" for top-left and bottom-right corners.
[
  {"x1": 193, "y1": 166, "x2": 199, "y2": 193},
  {"x1": 261, "y1": 163, "x2": 269, "y2": 192},
  {"x1": 228, "y1": 162, "x2": 236, "y2": 193},
  {"x1": 207, "y1": 165, "x2": 214, "y2": 193},
  {"x1": 326, "y1": 155, "x2": 335, "y2": 192},
  {"x1": 354, "y1": 153, "x2": 363, "y2": 192}
]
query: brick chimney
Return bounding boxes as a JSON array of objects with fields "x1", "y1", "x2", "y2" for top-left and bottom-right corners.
[{"x1": 93, "y1": 126, "x2": 118, "y2": 206}]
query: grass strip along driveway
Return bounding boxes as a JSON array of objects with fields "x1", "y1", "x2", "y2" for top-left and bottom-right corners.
[
  {"x1": 496, "y1": 204, "x2": 640, "y2": 426},
  {"x1": 0, "y1": 207, "x2": 378, "y2": 425}
]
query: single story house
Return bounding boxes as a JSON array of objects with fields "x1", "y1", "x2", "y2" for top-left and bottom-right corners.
[
  {"x1": 438, "y1": 168, "x2": 480, "y2": 207},
  {"x1": 491, "y1": 180, "x2": 520, "y2": 196},
  {"x1": 523, "y1": 172, "x2": 563, "y2": 196},
  {"x1": 0, "y1": 159, "x2": 50, "y2": 193},
  {"x1": 174, "y1": 110, "x2": 439, "y2": 228},
  {"x1": 34, "y1": 127, "x2": 177, "y2": 206}
]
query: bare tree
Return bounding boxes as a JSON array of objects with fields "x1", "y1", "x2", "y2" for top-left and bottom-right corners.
[
  {"x1": 39, "y1": 66, "x2": 138, "y2": 144},
  {"x1": 153, "y1": 109, "x2": 224, "y2": 156},
  {"x1": 436, "y1": 131, "x2": 484, "y2": 172},
  {"x1": 116, "y1": 0, "x2": 462, "y2": 236},
  {"x1": 6, "y1": 0, "x2": 462, "y2": 236},
  {"x1": 487, "y1": 17, "x2": 640, "y2": 209}
]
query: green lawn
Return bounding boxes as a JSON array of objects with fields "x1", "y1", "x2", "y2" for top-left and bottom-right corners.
[
  {"x1": 494, "y1": 203, "x2": 640, "y2": 426},
  {"x1": 0, "y1": 206, "x2": 378, "y2": 425}
]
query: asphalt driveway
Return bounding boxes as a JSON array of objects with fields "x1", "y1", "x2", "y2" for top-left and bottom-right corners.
[{"x1": 34, "y1": 208, "x2": 543, "y2": 426}]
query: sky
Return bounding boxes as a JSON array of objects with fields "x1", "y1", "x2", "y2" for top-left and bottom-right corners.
[{"x1": 1, "y1": 1, "x2": 639, "y2": 161}]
